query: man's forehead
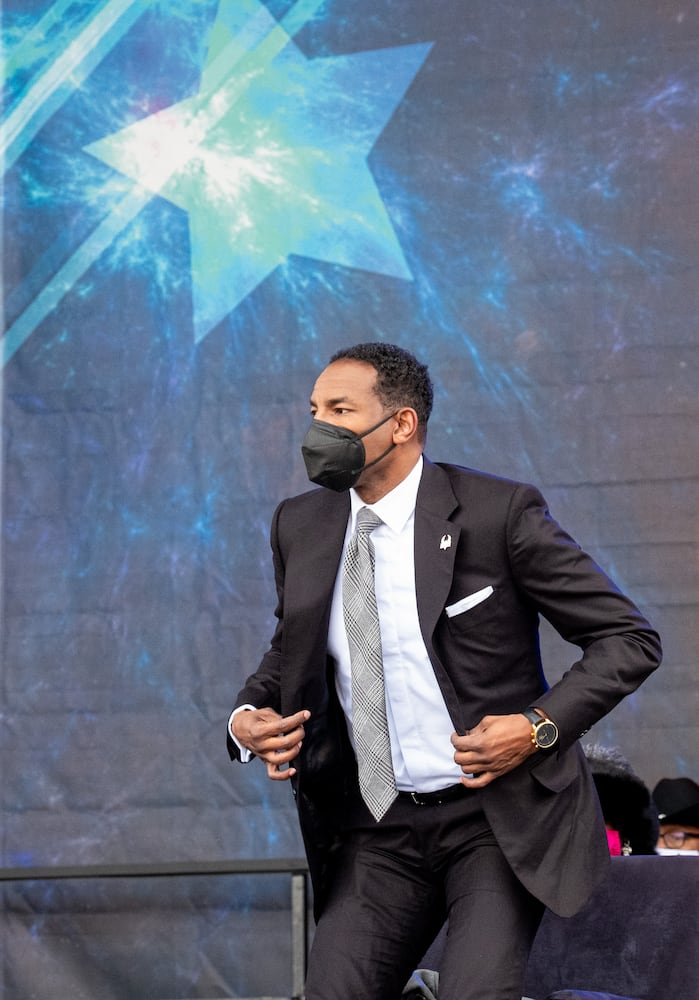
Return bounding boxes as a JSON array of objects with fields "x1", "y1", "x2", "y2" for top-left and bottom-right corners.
[{"x1": 310, "y1": 360, "x2": 377, "y2": 400}]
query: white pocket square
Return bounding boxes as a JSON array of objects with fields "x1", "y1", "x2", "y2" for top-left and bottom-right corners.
[{"x1": 445, "y1": 585, "x2": 494, "y2": 618}]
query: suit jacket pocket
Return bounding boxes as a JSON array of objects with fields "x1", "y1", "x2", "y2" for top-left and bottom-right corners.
[{"x1": 445, "y1": 586, "x2": 500, "y2": 633}]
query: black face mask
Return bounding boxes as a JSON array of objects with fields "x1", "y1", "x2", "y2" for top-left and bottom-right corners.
[{"x1": 301, "y1": 413, "x2": 397, "y2": 492}]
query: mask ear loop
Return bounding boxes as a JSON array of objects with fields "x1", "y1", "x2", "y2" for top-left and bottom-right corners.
[
  {"x1": 351, "y1": 412, "x2": 399, "y2": 477},
  {"x1": 352, "y1": 440, "x2": 396, "y2": 478},
  {"x1": 355, "y1": 410, "x2": 399, "y2": 441}
]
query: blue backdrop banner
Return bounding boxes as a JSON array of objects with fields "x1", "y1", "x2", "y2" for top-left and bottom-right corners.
[{"x1": 2, "y1": 1, "x2": 698, "y2": 996}]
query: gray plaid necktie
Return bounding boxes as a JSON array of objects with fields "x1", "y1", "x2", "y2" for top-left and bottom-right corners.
[{"x1": 342, "y1": 506, "x2": 397, "y2": 821}]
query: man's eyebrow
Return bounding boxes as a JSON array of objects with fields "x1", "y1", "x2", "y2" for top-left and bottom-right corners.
[{"x1": 309, "y1": 395, "x2": 354, "y2": 407}]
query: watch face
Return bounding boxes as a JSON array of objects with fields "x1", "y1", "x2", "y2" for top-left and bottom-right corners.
[{"x1": 535, "y1": 721, "x2": 558, "y2": 749}]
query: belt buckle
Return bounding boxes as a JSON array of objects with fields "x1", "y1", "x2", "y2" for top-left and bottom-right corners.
[{"x1": 410, "y1": 791, "x2": 425, "y2": 806}]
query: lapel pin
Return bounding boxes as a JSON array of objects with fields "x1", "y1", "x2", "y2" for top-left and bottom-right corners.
[{"x1": 440, "y1": 534, "x2": 452, "y2": 551}]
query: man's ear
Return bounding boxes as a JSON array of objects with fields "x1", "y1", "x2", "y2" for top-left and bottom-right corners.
[{"x1": 393, "y1": 407, "x2": 419, "y2": 444}]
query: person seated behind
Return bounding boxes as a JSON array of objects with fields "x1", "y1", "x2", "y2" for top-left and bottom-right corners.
[
  {"x1": 652, "y1": 776, "x2": 699, "y2": 854},
  {"x1": 584, "y1": 744, "x2": 658, "y2": 856}
]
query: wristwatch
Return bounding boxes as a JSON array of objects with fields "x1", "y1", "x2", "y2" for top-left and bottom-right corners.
[{"x1": 522, "y1": 708, "x2": 559, "y2": 751}]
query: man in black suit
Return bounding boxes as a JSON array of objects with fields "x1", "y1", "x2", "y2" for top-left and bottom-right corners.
[{"x1": 228, "y1": 342, "x2": 661, "y2": 1000}]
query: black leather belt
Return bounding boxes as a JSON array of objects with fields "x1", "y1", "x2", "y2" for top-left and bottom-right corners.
[{"x1": 397, "y1": 783, "x2": 468, "y2": 806}]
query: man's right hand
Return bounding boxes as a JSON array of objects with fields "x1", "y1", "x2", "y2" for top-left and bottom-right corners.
[{"x1": 231, "y1": 708, "x2": 310, "y2": 781}]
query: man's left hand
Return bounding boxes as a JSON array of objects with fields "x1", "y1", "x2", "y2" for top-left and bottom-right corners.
[{"x1": 451, "y1": 714, "x2": 538, "y2": 788}]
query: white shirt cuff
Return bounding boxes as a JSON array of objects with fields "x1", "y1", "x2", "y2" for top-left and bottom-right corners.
[{"x1": 228, "y1": 705, "x2": 255, "y2": 763}]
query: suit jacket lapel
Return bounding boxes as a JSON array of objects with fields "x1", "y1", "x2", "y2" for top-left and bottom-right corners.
[
  {"x1": 300, "y1": 489, "x2": 349, "y2": 605},
  {"x1": 284, "y1": 488, "x2": 349, "y2": 699},
  {"x1": 291, "y1": 464, "x2": 460, "y2": 704},
  {"x1": 305, "y1": 463, "x2": 459, "y2": 626},
  {"x1": 414, "y1": 460, "x2": 468, "y2": 730},
  {"x1": 414, "y1": 459, "x2": 461, "y2": 642}
]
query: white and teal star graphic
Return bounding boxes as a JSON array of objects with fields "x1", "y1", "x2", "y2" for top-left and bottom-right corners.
[
  {"x1": 2, "y1": 0, "x2": 431, "y2": 362},
  {"x1": 86, "y1": 0, "x2": 432, "y2": 340}
]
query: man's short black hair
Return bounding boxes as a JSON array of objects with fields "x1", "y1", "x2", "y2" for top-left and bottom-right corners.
[{"x1": 330, "y1": 342, "x2": 433, "y2": 438}]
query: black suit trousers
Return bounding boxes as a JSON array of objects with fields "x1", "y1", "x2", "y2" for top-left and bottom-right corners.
[{"x1": 305, "y1": 786, "x2": 544, "y2": 1000}]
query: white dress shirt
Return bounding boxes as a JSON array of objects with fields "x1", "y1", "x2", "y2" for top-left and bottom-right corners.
[
  {"x1": 328, "y1": 456, "x2": 463, "y2": 792},
  {"x1": 230, "y1": 456, "x2": 464, "y2": 789}
]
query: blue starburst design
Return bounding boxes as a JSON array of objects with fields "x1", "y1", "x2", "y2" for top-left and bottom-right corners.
[
  {"x1": 86, "y1": 0, "x2": 432, "y2": 340},
  {"x1": 3, "y1": 0, "x2": 432, "y2": 356}
]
